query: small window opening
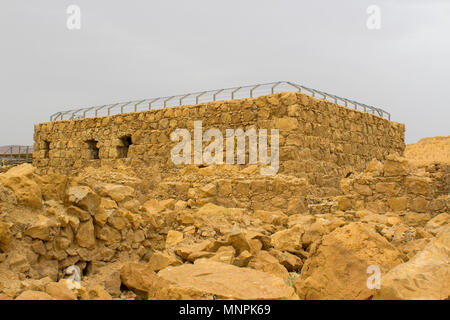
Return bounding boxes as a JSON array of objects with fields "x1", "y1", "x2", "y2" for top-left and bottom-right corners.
[
  {"x1": 86, "y1": 140, "x2": 100, "y2": 159},
  {"x1": 117, "y1": 135, "x2": 132, "y2": 158},
  {"x1": 42, "y1": 140, "x2": 50, "y2": 159}
]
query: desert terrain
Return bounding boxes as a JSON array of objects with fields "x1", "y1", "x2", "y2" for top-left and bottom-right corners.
[{"x1": 0, "y1": 136, "x2": 448, "y2": 300}]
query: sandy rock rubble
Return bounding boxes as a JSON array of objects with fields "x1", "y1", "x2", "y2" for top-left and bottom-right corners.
[{"x1": 0, "y1": 149, "x2": 448, "y2": 300}]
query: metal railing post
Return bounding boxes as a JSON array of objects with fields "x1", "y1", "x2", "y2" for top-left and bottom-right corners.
[{"x1": 47, "y1": 81, "x2": 392, "y2": 122}]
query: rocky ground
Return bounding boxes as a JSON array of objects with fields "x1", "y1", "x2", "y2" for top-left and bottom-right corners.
[
  {"x1": 405, "y1": 136, "x2": 450, "y2": 166},
  {"x1": 0, "y1": 137, "x2": 448, "y2": 300}
]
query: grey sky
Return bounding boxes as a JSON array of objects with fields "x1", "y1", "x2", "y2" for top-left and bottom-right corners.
[{"x1": 0, "y1": 0, "x2": 448, "y2": 146}]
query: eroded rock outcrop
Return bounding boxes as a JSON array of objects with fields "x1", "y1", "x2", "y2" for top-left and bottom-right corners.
[
  {"x1": 294, "y1": 223, "x2": 404, "y2": 300},
  {"x1": 374, "y1": 225, "x2": 450, "y2": 300}
]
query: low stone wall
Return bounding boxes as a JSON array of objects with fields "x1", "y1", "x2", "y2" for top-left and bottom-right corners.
[
  {"x1": 33, "y1": 92, "x2": 405, "y2": 193},
  {"x1": 155, "y1": 165, "x2": 309, "y2": 214},
  {"x1": 337, "y1": 155, "x2": 449, "y2": 218}
]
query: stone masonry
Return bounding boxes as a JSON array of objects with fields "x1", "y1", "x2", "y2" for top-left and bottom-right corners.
[{"x1": 33, "y1": 91, "x2": 405, "y2": 195}]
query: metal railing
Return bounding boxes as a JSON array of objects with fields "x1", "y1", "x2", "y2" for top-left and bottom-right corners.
[
  {"x1": 0, "y1": 146, "x2": 33, "y2": 166},
  {"x1": 49, "y1": 81, "x2": 391, "y2": 121}
]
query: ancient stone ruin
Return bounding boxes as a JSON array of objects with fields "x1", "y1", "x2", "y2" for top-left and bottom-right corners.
[
  {"x1": 33, "y1": 91, "x2": 404, "y2": 205},
  {"x1": 0, "y1": 85, "x2": 448, "y2": 301}
]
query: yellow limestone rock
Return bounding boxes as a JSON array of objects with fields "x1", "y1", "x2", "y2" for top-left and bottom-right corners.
[
  {"x1": 294, "y1": 223, "x2": 404, "y2": 300},
  {"x1": 66, "y1": 185, "x2": 100, "y2": 215},
  {"x1": 24, "y1": 215, "x2": 59, "y2": 241},
  {"x1": 45, "y1": 281, "x2": 77, "y2": 300},
  {"x1": 148, "y1": 252, "x2": 182, "y2": 272},
  {"x1": 0, "y1": 163, "x2": 42, "y2": 209},
  {"x1": 165, "y1": 230, "x2": 183, "y2": 249},
  {"x1": 15, "y1": 290, "x2": 54, "y2": 300},
  {"x1": 374, "y1": 226, "x2": 450, "y2": 300},
  {"x1": 271, "y1": 225, "x2": 304, "y2": 254},
  {"x1": 156, "y1": 260, "x2": 298, "y2": 300}
]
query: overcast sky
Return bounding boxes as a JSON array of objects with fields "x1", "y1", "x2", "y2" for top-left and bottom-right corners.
[{"x1": 0, "y1": 0, "x2": 448, "y2": 146}]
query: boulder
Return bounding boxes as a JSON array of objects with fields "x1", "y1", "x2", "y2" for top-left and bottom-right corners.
[
  {"x1": 45, "y1": 281, "x2": 77, "y2": 300},
  {"x1": 66, "y1": 186, "x2": 100, "y2": 215},
  {"x1": 271, "y1": 225, "x2": 304, "y2": 254},
  {"x1": 173, "y1": 240, "x2": 212, "y2": 261},
  {"x1": 156, "y1": 260, "x2": 298, "y2": 300},
  {"x1": 247, "y1": 251, "x2": 289, "y2": 281},
  {"x1": 268, "y1": 249, "x2": 303, "y2": 272},
  {"x1": 374, "y1": 226, "x2": 450, "y2": 300},
  {"x1": 233, "y1": 250, "x2": 253, "y2": 267},
  {"x1": 209, "y1": 246, "x2": 236, "y2": 265},
  {"x1": 96, "y1": 225, "x2": 121, "y2": 244},
  {"x1": 294, "y1": 223, "x2": 404, "y2": 300},
  {"x1": 24, "y1": 215, "x2": 59, "y2": 241},
  {"x1": 95, "y1": 198, "x2": 118, "y2": 226},
  {"x1": 76, "y1": 220, "x2": 96, "y2": 248},
  {"x1": 165, "y1": 230, "x2": 183, "y2": 249},
  {"x1": 226, "y1": 225, "x2": 252, "y2": 255},
  {"x1": 148, "y1": 252, "x2": 182, "y2": 272},
  {"x1": 95, "y1": 183, "x2": 135, "y2": 203},
  {"x1": 15, "y1": 290, "x2": 54, "y2": 300},
  {"x1": 120, "y1": 262, "x2": 167, "y2": 298},
  {"x1": 80, "y1": 285, "x2": 113, "y2": 300},
  {"x1": 425, "y1": 213, "x2": 449, "y2": 236},
  {"x1": 36, "y1": 173, "x2": 68, "y2": 201},
  {"x1": 67, "y1": 205, "x2": 91, "y2": 222},
  {"x1": 0, "y1": 164, "x2": 42, "y2": 209},
  {"x1": 253, "y1": 210, "x2": 288, "y2": 226}
]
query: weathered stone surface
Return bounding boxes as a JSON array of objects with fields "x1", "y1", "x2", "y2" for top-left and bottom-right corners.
[
  {"x1": 209, "y1": 246, "x2": 236, "y2": 265},
  {"x1": 80, "y1": 285, "x2": 113, "y2": 300},
  {"x1": 0, "y1": 164, "x2": 42, "y2": 208},
  {"x1": 384, "y1": 155, "x2": 410, "y2": 177},
  {"x1": 45, "y1": 281, "x2": 77, "y2": 300},
  {"x1": 425, "y1": 213, "x2": 450, "y2": 236},
  {"x1": 365, "y1": 159, "x2": 384, "y2": 176},
  {"x1": 156, "y1": 260, "x2": 298, "y2": 300},
  {"x1": 76, "y1": 220, "x2": 95, "y2": 248},
  {"x1": 95, "y1": 183, "x2": 135, "y2": 203},
  {"x1": 248, "y1": 251, "x2": 289, "y2": 280},
  {"x1": 166, "y1": 230, "x2": 183, "y2": 249},
  {"x1": 409, "y1": 197, "x2": 429, "y2": 213},
  {"x1": 15, "y1": 290, "x2": 54, "y2": 300},
  {"x1": 353, "y1": 183, "x2": 372, "y2": 196},
  {"x1": 0, "y1": 222, "x2": 12, "y2": 252},
  {"x1": 405, "y1": 177, "x2": 430, "y2": 196},
  {"x1": 226, "y1": 226, "x2": 252, "y2": 255},
  {"x1": 388, "y1": 197, "x2": 408, "y2": 212},
  {"x1": 67, "y1": 205, "x2": 91, "y2": 222},
  {"x1": 96, "y1": 225, "x2": 121, "y2": 244},
  {"x1": 95, "y1": 198, "x2": 117, "y2": 226},
  {"x1": 120, "y1": 262, "x2": 166, "y2": 298},
  {"x1": 36, "y1": 173, "x2": 67, "y2": 201},
  {"x1": 253, "y1": 210, "x2": 288, "y2": 225},
  {"x1": 66, "y1": 186, "x2": 100, "y2": 215},
  {"x1": 148, "y1": 252, "x2": 182, "y2": 272},
  {"x1": 268, "y1": 249, "x2": 303, "y2": 272},
  {"x1": 271, "y1": 225, "x2": 304, "y2": 254},
  {"x1": 374, "y1": 226, "x2": 450, "y2": 300},
  {"x1": 24, "y1": 215, "x2": 59, "y2": 241},
  {"x1": 294, "y1": 223, "x2": 404, "y2": 300}
]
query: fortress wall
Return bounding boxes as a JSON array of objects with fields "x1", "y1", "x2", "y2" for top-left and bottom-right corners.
[{"x1": 33, "y1": 91, "x2": 405, "y2": 194}]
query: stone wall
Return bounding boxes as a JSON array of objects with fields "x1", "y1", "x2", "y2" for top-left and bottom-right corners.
[
  {"x1": 337, "y1": 155, "x2": 449, "y2": 218},
  {"x1": 33, "y1": 92, "x2": 405, "y2": 194}
]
